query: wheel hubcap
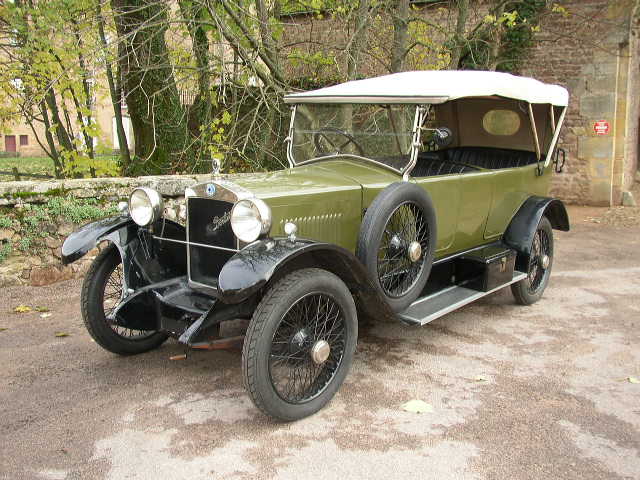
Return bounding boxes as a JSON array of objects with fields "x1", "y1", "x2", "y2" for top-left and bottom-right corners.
[
  {"x1": 310, "y1": 340, "x2": 331, "y2": 365},
  {"x1": 540, "y1": 254, "x2": 550, "y2": 269},
  {"x1": 407, "y1": 241, "x2": 422, "y2": 263}
]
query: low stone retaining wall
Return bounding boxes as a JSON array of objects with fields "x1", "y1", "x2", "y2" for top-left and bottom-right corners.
[{"x1": 0, "y1": 174, "x2": 208, "y2": 287}]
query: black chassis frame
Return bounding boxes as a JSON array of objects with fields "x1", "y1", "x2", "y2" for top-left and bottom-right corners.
[{"x1": 61, "y1": 195, "x2": 569, "y2": 345}]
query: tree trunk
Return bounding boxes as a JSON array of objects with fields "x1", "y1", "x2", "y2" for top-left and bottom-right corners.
[
  {"x1": 44, "y1": 88, "x2": 74, "y2": 152},
  {"x1": 391, "y1": 0, "x2": 410, "y2": 73},
  {"x1": 346, "y1": 0, "x2": 370, "y2": 81},
  {"x1": 487, "y1": 2, "x2": 506, "y2": 70},
  {"x1": 97, "y1": 1, "x2": 132, "y2": 173},
  {"x1": 111, "y1": 0, "x2": 190, "y2": 175},
  {"x1": 178, "y1": 0, "x2": 212, "y2": 142},
  {"x1": 70, "y1": 18, "x2": 95, "y2": 162},
  {"x1": 38, "y1": 100, "x2": 64, "y2": 178},
  {"x1": 449, "y1": 0, "x2": 470, "y2": 69}
]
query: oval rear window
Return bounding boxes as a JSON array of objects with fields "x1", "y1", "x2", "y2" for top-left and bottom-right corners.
[{"x1": 482, "y1": 109, "x2": 521, "y2": 136}]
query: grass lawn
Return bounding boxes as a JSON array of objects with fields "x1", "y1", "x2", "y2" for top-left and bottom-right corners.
[{"x1": 0, "y1": 156, "x2": 118, "y2": 182}]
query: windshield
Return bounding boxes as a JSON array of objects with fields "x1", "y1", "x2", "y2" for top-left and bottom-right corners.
[{"x1": 290, "y1": 104, "x2": 419, "y2": 170}]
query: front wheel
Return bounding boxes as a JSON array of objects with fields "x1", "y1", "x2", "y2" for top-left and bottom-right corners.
[
  {"x1": 81, "y1": 245, "x2": 168, "y2": 355},
  {"x1": 511, "y1": 216, "x2": 554, "y2": 305},
  {"x1": 242, "y1": 268, "x2": 358, "y2": 421}
]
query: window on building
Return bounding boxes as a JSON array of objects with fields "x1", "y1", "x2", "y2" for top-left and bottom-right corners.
[{"x1": 19, "y1": 135, "x2": 28, "y2": 146}]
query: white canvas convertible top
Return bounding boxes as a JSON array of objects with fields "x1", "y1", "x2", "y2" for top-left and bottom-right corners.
[{"x1": 284, "y1": 70, "x2": 569, "y2": 107}]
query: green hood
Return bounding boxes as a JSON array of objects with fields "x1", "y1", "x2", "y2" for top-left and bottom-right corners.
[{"x1": 229, "y1": 160, "x2": 400, "y2": 251}]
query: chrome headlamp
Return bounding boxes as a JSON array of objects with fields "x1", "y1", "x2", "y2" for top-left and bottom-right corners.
[
  {"x1": 128, "y1": 187, "x2": 163, "y2": 227},
  {"x1": 230, "y1": 198, "x2": 272, "y2": 243}
]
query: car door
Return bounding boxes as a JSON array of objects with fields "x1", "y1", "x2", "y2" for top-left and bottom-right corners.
[
  {"x1": 455, "y1": 170, "x2": 495, "y2": 251},
  {"x1": 484, "y1": 166, "x2": 527, "y2": 240},
  {"x1": 412, "y1": 175, "x2": 460, "y2": 257}
]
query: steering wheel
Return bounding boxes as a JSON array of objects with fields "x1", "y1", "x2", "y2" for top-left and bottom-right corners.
[{"x1": 312, "y1": 127, "x2": 365, "y2": 157}]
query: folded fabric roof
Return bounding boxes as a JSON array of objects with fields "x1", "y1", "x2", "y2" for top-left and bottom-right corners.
[{"x1": 284, "y1": 70, "x2": 569, "y2": 107}]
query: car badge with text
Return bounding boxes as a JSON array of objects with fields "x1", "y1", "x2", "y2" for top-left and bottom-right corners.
[
  {"x1": 206, "y1": 184, "x2": 216, "y2": 196},
  {"x1": 206, "y1": 212, "x2": 231, "y2": 235}
]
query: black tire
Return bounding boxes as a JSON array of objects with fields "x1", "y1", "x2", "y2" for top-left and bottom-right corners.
[
  {"x1": 242, "y1": 268, "x2": 357, "y2": 421},
  {"x1": 356, "y1": 182, "x2": 437, "y2": 312},
  {"x1": 511, "y1": 216, "x2": 554, "y2": 305},
  {"x1": 81, "y1": 245, "x2": 168, "y2": 355}
]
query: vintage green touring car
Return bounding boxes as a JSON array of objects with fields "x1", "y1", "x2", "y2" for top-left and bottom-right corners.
[{"x1": 62, "y1": 70, "x2": 570, "y2": 421}]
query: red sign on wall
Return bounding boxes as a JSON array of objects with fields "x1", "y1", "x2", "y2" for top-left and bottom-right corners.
[{"x1": 594, "y1": 120, "x2": 610, "y2": 135}]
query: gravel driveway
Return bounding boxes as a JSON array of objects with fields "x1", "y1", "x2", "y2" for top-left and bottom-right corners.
[{"x1": 1, "y1": 206, "x2": 639, "y2": 480}]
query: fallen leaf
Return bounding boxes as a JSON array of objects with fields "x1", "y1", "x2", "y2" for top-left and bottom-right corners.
[
  {"x1": 629, "y1": 377, "x2": 640, "y2": 384},
  {"x1": 54, "y1": 332, "x2": 69, "y2": 337},
  {"x1": 14, "y1": 305, "x2": 32, "y2": 313},
  {"x1": 35, "y1": 306, "x2": 50, "y2": 312},
  {"x1": 0, "y1": 327, "x2": 7, "y2": 332},
  {"x1": 475, "y1": 375, "x2": 488, "y2": 382},
  {"x1": 40, "y1": 313, "x2": 52, "y2": 319},
  {"x1": 401, "y1": 399, "x2": 434, "y2": 414},
  {"x1": 170, "y1": 354, "x2": 187, "y2": 361}
]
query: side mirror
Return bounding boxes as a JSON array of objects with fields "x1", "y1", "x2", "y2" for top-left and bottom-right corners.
[
  {"x1": 434, "y1": 127, "x2": 453, "y2": 148},
  {"x1": 554, "y1": 148, "x2": 566, "y2": 173}
]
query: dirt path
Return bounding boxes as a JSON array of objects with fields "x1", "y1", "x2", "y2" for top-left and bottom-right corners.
[{"x1": 1, "y1": 206, "x2": 639, "y2": 480}]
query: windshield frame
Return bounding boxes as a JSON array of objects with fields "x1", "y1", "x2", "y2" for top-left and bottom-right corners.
[{"x1": 285, "y1": 104, "x2": 429, "y2": 180}]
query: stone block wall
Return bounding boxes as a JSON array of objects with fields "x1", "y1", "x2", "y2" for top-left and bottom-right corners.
[
  {"x1": 0, "y1": 174, "x2": 207, "y2": 287},
  {"x1": 521, "y1": 0, "x2": 638, "y2": 206}
]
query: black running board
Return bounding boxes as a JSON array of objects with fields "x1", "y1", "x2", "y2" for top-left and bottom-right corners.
[{"x1": 398, "y1": 271, "x2": 527, "y2": 326}]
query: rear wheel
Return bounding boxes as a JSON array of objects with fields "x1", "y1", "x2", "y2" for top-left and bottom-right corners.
[
  {"x1": 242, "y1": 268, "x2": 357, "y2": 421},
  {"x1": 81, "y1": 246, "x2": 168, "y2": 355},
  {"x1": 511, "y1": 216, "x2": 554, "y2": 305}
]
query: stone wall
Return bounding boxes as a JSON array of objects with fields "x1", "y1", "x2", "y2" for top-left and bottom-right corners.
[
  {"x1": 0, "y1": 174, "x2": 207, "y2": 287},
  {"x1": 521, "y1": 0, "x2": 639, "y2": 206}
]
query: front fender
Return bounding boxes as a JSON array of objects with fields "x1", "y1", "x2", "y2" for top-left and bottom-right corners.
[
  {"x1": 217, "y1": 238, "x2": 396, "y2": 322},
  {"x1": 61, "y1": 215, "x2": 135, "y2": 265},
  {"x1": 502, "y1": 196, "x2": 570, "y2": 256}
]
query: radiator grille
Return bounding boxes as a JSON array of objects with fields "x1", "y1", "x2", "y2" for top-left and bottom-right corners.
[{"x1": 187, "y1": 198, "x2": 236, "y2": 286}]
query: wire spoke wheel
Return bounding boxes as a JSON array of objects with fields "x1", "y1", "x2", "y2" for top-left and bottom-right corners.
[
  {"x1": 101, "y1": 257, "x2": 155, "y2": 340},
  {"x1": 526, "y1": 227, "x2": 550, "y2": 293},
  {"x1": 511, "y1": 216, "x2": 554, "y2": 306},
  {"x1": 268, "y1": 293, "x2": 346, "y2": 404},
  {"x1": 82, "y1": 246, "x2": 167, "y2": 355},
  {"x1": 243, "y1": 268, "x2": 357, "y2": 421},
  {"x1": 376, "y1": 202, "x2": 429, "y2": 298}
]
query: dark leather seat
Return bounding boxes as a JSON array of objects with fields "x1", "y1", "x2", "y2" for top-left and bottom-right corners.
[
  {"x1": 441, "y1": 147, "x2": 538, "y2": 169},
  {"x1": 411, "y1": 157, "x2": 476, "y2": 176},
  {"x1": 376, "y1": 147, "x2": 539, "y2": 177}
]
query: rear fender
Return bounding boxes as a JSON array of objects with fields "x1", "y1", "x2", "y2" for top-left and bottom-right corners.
[
  {"x1": 217, "y1": 238, "x2": 396, "y2": 322},
  {"x1": 503, "y1": 196, "x2": 570, "y2": 257}
]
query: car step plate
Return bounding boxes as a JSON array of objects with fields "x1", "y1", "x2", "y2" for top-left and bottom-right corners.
[{"x1": 398, "y1": 271, "x2": 527, "y2": 326}]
